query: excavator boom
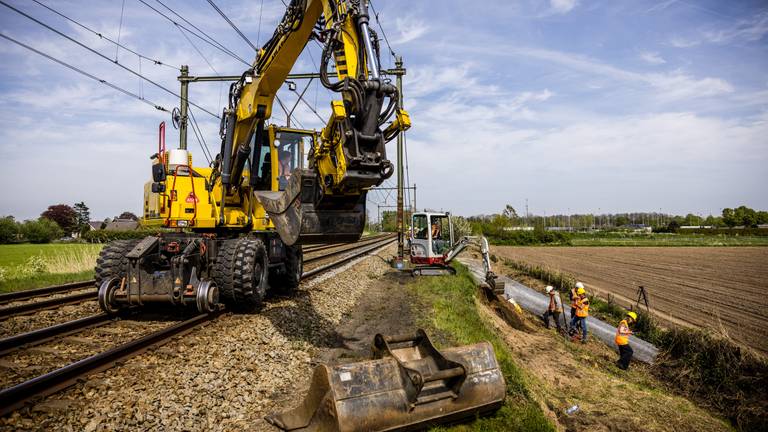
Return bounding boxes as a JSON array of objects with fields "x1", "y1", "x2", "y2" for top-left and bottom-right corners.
[{"x1": 216, "y1": 0, "x2": 409, "y2": 245}]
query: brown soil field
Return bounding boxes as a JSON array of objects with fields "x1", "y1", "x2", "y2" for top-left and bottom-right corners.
[{"x1": 493, "y1": 246, "x2": 768, "y2": 354}]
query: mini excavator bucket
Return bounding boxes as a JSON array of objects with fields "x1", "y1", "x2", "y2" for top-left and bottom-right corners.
[
  {"x1": 266, "y1": 329, "x2": 506, "y2": 432},
  {"x1": 255, "y1": 169, "x2": 366, "y2": 246}
]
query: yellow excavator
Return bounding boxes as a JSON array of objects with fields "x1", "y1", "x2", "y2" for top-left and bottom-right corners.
[
  {"x1": 95, "y1": 1, "x2": 505, "y2": 429},
  {"x1": 95, "y1": 0, "x2": 409, "y2": 314}
]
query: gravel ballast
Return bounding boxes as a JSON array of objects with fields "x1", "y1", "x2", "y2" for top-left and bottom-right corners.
[{"x1": 1, "y1": 244, "x2": 395, "y2": 431}]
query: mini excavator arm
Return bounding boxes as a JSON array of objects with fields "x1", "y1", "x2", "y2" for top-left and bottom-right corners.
[{"x1": 214, "y1": 0, "x2": 410, "y2": 245}]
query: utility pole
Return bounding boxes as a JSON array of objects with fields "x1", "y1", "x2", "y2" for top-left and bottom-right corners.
[
  {"x1": 392, "y1": 55, "x2": 406, "y2": 265},
  {"x1": 178, "y1": 65, "x2": 189, "y2": 150}
]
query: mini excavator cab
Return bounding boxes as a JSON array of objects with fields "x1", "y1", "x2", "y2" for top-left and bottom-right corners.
[{"x1": 410, "y1": 211, "x2": 455, "y2": 266}]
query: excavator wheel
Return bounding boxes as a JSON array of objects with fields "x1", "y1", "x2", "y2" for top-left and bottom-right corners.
[
  {"x1": 94, "y1": 239, "x2": 141, "y2": 289},
  {"x1": 213, "y1": 238, "x2": 269, "y2": 311},
  {"x1": 269, "y1": 245, "x2": 303, "y2": 294}
]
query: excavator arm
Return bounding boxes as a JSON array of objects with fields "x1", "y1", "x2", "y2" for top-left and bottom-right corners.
[{"x1": 215, "y1": 0, "x2": 410, "y2": 245}]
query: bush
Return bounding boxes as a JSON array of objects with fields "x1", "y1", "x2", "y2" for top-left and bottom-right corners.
[
  {"x1": 654, "y1": 328, "x2": 768, "y2": 430},
  {"x1": 22, "y1": 218, "x2": 64, "y2": 243},
  {"x1": 0, "y1": 216, "x2": 20, "y2": 244},
  {"x1": 82, "y1": 229, "x2": 156, "y2": 243},
  {"x1": 480, "y1": 226, "x2": 571, "y2": 246}
]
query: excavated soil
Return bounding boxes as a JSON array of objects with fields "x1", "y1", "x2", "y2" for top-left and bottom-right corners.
[{"x1": 494, "y1": 246, "x2": 768, "y2": 353}]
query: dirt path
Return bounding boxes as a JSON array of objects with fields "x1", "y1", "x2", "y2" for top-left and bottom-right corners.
[{"x1": 493, "y1": 246, "x2": 768, "y2": 353}]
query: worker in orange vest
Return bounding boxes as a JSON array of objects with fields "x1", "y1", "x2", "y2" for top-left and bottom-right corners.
[
  {"x1": 615, "y1": 311, "x2": 638, "y2": 370},
  {"x1": 569, "y1": 287, "x2": 589, "y2": 343},
  {"x1": 570, "y1": 282, "x2": 584, "y2": 318}
]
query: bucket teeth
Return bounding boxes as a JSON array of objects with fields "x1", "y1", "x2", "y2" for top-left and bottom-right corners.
[{"x1": 266, "y1": 330, "x2": 506, "y2": 432}]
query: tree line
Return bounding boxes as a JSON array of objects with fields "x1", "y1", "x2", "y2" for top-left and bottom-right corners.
[{"x1": 0, "y1": 203, "x2": 139, "y2": 244}]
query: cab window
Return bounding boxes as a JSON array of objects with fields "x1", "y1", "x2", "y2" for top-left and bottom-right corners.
[{"x1": 413, "y1": 214, "x2": 428, "y2": 239}]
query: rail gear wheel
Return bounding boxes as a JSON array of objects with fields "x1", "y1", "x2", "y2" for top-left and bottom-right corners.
[
  {"x1": 269, "y1": 244, "x2": 302, "y2": 294},
  {"x1": 98, "y1": 277, "x2": 121, "y2": 315},
  {"x1": 196, "y1": 279, "x2": 219, "y2": 313},
  {"x1": 94, "y1": 239, "x2": 140, "y2": 289},
  {"x1": 213, "y1": 238, "x2": 269, "y2": 311}
]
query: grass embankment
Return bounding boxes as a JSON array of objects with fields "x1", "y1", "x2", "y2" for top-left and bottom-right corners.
[
  {"x1": 0, "y1": 243, "x2": 102, "y2": 293},
  {"x1": 502, "y1": 258, "x2": 767, "y2": 431},
  {"x1": 408, "y1": 265, "x2": 554, "y2": 432}
]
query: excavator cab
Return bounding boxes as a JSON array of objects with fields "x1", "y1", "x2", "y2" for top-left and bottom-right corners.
[{"x1": 411, "y1": 211, "x2": 455, "y2": 267}]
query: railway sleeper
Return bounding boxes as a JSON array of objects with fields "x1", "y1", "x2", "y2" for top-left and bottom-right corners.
[{"x1": 96, "y1": 232, "x2": 301, "y2": 315}]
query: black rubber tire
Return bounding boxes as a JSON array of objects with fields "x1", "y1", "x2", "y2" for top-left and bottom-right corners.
[
  {"x1": 212, "y1": 238, "x2": 269, "y2": 311},
  {"x1": 94, "y1": 239, "x2": 141, "y2": 288},
  {"x1": 269, "y1": 244, "x2": 303, "y2": 294}
]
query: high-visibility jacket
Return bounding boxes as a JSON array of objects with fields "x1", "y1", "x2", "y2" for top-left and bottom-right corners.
[
  {"x1": 615, "y1": 319, "x2": 632, "y2": 345},
  {"x1": 575, "y1": 296, "x2": 589, "y2": 317}
]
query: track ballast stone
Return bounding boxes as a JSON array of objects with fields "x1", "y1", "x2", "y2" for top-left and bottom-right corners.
[{"x1": 0, "y1": 244, "x2": 394, "y2": 431}]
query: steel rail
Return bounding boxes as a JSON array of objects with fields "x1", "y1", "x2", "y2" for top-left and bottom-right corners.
[
  {"x1": 303, "y1": 235, "x2": 395, "y2": 265},
  {"x1": 0, "y1": 236, "x2": 395, "y2": 416},
  {"x1": 0, "y1": 292, "x2": 95, "y2": 320},
  {"x1": 303, "y1": 238, "x2": 396, "y2": 278},
  {"x1": 0, "y1": 280, "x2": 93, "y2": 304},
  {"x1": 0, "y1": 313, "x2": 112, "y2": 356},
  {"x1": 302, "y1": 233, "x2": 392, "y2": 254},
  {"x1": 0, "y1": 310, "x2": 222, "y2": 416}
]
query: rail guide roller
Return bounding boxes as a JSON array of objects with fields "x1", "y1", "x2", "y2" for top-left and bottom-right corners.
[{"x1": 266, "y1": 329, "x2": 506, "y2": 431}]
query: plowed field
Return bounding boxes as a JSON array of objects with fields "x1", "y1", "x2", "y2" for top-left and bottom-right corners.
[{"x1": 494, "y1": 246, "x2": 768, "y2": 353}]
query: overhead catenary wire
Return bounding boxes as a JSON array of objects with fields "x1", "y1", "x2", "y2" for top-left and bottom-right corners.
[
  {"x1": 187, "y1": 106, "x2": 213, "y2": 165},
  {"x1": 0, "y1": 32, "x2": 169, "y2": 113},
  {"x1": 205, "y1": 0, "x2": 258, "y2": 52},
  {"x1": 0, "y1": 0, "x2": 219, "y2": 118},
  {"x1": 30, "y1": 0, "x2": 178, "y2": 70},
  {"x1": 115, "y1": 0, "x2": 126, "y2": 62},
  {"x1": 138, "y1": 0, "x2": 251, "y2": 67}
]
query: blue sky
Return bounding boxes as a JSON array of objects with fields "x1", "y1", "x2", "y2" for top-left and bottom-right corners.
[{"x1": 0, "y1": 0, "x2": 766, "y2": 221}]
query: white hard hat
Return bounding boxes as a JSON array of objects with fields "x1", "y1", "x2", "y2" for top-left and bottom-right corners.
[
  {"x1": 545, "y1": 286, "x2": 554, "y2": 293},
  {"x1": 575, "y1": 282, "x2": 584, "y2": 289}
]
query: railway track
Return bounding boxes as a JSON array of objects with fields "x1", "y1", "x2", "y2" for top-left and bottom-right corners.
[
  {"x1": 0, "y1": 234, "x2": 396, "y2": 320},
  {"x1": 0, "y1": 235, "x2": 395, "y2": 416}
]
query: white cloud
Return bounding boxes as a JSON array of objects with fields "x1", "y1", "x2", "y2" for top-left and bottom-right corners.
[
  {"x1": 670, "y1": 12, "x2": 768, "y2": 48},
  {"x1": 703, "y1": 12, "x2": 768, "y2": 44},
  {"x1": 640, "y1": 51, "x2": 666, "y2": 65},
  {"x1": 393, "y1": 16, "x2": 429, "y2": 44},
  {"x1": 503, "y1": 46, "x2": 733, "y2": 101},
  {"x1": 549, "y1": 0, "x2": 578, "y2": 15}
]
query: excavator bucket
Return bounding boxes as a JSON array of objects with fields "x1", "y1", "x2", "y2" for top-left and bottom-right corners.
[
  {"x1": 255, "y1": 169, "x2": 366, "y2": 246},
  {"x1": 265, "y1": 329, "x2": 505, "y2": 432}
]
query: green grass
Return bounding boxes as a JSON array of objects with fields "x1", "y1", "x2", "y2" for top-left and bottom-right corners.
[
  {"x1": 568, "y1": 233, "x2": 768, "y2": 246},
  {"x1": 408, "y1": 264, "x2": 555, "y2": 432},
  {"x1": 0, "y1": 243, "x2": 102, "y2": 293}
]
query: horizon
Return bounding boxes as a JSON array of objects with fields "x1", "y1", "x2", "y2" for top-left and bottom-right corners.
[{"x1": 1, "y1": 0, "x2": 766, "y2": 220}]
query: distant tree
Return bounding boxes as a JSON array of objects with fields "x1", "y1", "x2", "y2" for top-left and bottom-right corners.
[
  {"x1": 704, "y1": 215, "x2": 722, "y2": 227},
  {"x1": 733, "y1": 205, "x2": 758, "y2": 227},
  {"x1": 757, "y1": 211, "x2": 768, "y2": 225},
  {"x1": 41, "y1": 204, "x2": 77, "y2": 234},
  {"x1": 23, "y1": 218, "x2": 63, "y2": 243},
  {"x1": 118, "y1": 211, "x2": 139, "y2": 221},
  {"x1": 0, "y1": 216, "x2": 20, "y2": 244},
  {"x1": 502, "y1": 205, "x2": 518, "y2": 220},
  {"x1": 683, "y1": 213, "x2": 703, "y2": 226},
  {"x1": 73, "y1": 202, "x2": 90, "y2": 229},
  {"x1": 722, "y1": 208, "x2": 737, "y2": 228},
  {"x1": 614, "y1": 215, "x2": 629, "y2": 227},
  {"x1": 667, "y1": 219, "x2": 681, "y2": 231}
]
